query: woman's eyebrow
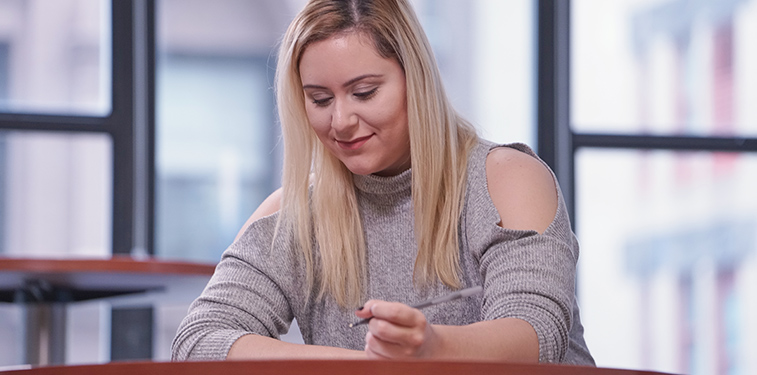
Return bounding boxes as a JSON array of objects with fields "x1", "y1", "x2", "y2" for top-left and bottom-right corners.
[
  {"x1": 342, "y1": 74, "x2": 382, "y2": 87},
  {"x1": 302, "y1": 74, "x2": 383, "y2": 90}
]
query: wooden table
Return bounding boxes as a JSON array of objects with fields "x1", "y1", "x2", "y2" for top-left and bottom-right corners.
[
  {"x1": 0, "y1": 257, "x2": 215, "y2": 366},
  {"x1": 0, "y1": 359, "x2": 677, "y2": 375}
]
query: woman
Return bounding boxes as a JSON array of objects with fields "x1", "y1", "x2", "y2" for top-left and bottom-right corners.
[{"x1": 172, "y1": 0, "x2": 594, "y2": 365}]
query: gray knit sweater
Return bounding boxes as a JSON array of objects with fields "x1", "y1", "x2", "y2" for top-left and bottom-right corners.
[{"x1": 171, "y1": 140, "x2": 594, "y2": 365}]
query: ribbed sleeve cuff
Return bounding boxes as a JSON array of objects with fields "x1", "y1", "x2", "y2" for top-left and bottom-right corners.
[
  {"x1": 175, "y1": 329, "x2": 251, "y2": 361},
  {"x1": 510, "y1": 312, "x2": 567, "y2": 363}
]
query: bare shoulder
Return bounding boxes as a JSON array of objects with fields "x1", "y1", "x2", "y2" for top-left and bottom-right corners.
[
  {"x1": 484, "y1": 147, "x2": 558, "y2": 233},
  {"x1": 234, "y1": 188, "x2": 282, "y2": 242}
]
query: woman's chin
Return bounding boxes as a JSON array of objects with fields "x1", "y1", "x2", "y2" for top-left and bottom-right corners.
[
  {"x1": 345, "y1": 165, "x2": 376, "y2": 176},
  {"x1": 340, "y1": 160, "x2": 382, "y2": 176}
]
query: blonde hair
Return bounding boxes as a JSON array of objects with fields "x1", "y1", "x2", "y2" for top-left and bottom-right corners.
[{"x1": 275, "y1": 0, "x2": 478, "y2": 307}]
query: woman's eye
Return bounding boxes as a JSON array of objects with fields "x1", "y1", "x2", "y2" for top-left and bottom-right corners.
[
  {"x1": 354, "y1": 87, "x2": 378, "y2": 100},
  {"x1": 312, "y1": 97, "x2": 332, "y2": 106}
]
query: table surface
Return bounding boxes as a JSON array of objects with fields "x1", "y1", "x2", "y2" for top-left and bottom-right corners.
[
  {"x1": 0, "y1": 257, "x2": 216, "y2": 303},
  {"x1": 0, "y1": 360, "x2": 677, "y2": 375}
]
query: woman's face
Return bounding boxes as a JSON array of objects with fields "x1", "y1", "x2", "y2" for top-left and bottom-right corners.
[{"x1": 299, "y1": 32, "x2": 410, "y2": 176}]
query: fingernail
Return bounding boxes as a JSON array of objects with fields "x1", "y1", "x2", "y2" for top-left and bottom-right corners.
[{"x1": 356, "y1": 306, "x2": 364, "y2": 311}]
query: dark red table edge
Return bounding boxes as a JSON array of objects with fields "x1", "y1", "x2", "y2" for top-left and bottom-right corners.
[{"x1": 0, "y1": 359, "x2": 679, "y2": 375}]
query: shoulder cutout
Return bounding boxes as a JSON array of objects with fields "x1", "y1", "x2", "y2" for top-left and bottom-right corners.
[
  {"x1": 234, "y1": 188, "x2": 282, "y2": 242},
  {"x1": 485, "y1": 147, "x2": 558, "y2": 234}
]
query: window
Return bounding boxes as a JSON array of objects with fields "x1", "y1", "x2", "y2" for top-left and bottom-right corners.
[
  {"x1": 0, "y1": 1, "x2": 113, "y2": 258},
  {"x1": 576, "y1": 149, "x2": 757, "y2": 373},
  {"x1": 573, "y1": 0, "x2": 757, "y2": 136},
  {"x1": 155, "y1": 56, "x2": 278, "y2": 262},
  {"x1": 415, "y1": 0, "x2": 536, "y2": 147},
  {"x1": 0, "y1": 131, "x2": 112, "y2": 257},
  {"x1": 155, "y1": 0, "x2": 286, "y2": 263},
  {"x1": 571, "y1": 0, "x2": 757, "y2": 373},
  {"x1": 0, "y1": 0, "x2": 132, "y2": 366}
]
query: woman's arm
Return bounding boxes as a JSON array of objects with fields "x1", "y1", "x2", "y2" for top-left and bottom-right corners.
[
  {"x1": 431, "y1": 318, "x2": 537, "y2": 360},
  {"x1": 356, "y1": 146, "x2": 560, "y2": 361},
  {"x1": 357, "y1": 300, "x2": 537, "y2": 361},
  {"x1": 227, "y1": 334, "x2": 366, "y2": 360}
]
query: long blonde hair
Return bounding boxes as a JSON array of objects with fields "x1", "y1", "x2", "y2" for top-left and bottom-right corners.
[{"x1": 275, "y1": 0, "x2": 478, "y2": 308}]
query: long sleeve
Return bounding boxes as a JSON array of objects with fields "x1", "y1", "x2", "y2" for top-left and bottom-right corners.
[
  {"x1": 461, "y1": 140, "x2": 594, "y2": 364},
  {"x1": 475, "y1": 221, "x2": 578, "y2": 362},
  {"x1": 171, "y1": 214, "x2": 302, "y2": 361}
]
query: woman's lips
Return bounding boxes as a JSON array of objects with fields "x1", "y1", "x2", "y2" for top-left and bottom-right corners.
[{"x1": 336, "y1": 134, "x2": 373, "y2": 150}]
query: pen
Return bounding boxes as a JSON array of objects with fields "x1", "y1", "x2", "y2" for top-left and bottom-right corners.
[{"x1": 348, "y1": 285, "x2": 483, "y2": 327}]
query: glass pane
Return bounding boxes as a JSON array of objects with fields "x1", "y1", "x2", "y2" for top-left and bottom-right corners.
[
  {"x1": 572, "y1": 0, "x2": 757, "y2": 136},
  {"x1": 0, "y1": 131, "x2": 112, "y2": 367},
  {"x1": 0, "y1": 305, "x2": 21, "y2": 366},
  {"x1": 155, "y1": 0, "x2": 286, "y2": 263},
  {"x1": 576, "y1": 149, "x2": 757, "y2": 374},
  {"x1": 0, "y1": 131, "x2": 112, "y2": 257},
  {"x1": 414, "y1": 0, "x2": 535, "y2": 147},
  {"x1": 0, "y1": 0, "x2": 111, "y2": 116}
]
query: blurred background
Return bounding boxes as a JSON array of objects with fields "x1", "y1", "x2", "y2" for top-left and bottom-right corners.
[{"x1": 0, "y1": 0, "x2": 755, "y2": 374}]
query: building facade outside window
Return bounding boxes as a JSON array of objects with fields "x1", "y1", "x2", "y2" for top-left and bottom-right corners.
[{"x1": 573, "y1": 0, "x2": 757, "y2": 374}]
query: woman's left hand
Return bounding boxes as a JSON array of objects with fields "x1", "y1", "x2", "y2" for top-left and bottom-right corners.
[{"x1": 356, "y1": 300, "x2": 440, "y2": 359}]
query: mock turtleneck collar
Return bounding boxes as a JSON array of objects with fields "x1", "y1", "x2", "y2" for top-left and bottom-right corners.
[{"x1": 352, "y1": 168, "x2": 412, "y2": 195}]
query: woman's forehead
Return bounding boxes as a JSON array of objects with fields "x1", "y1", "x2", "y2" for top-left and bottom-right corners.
[{"x1": 299, "y1": 33, "x2": 393, "y2": 80}]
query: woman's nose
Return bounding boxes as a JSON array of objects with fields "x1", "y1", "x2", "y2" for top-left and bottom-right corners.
[{"x1": 331, "y1": 99, "x2": 358, "y2": 133}]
